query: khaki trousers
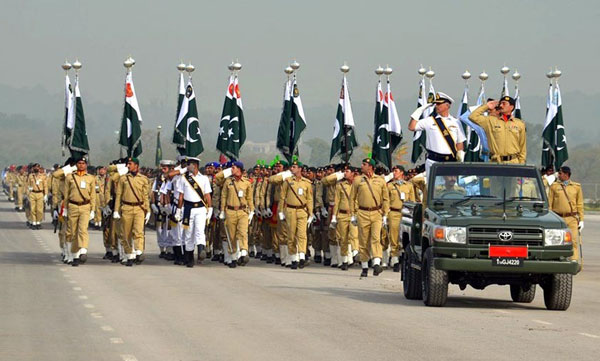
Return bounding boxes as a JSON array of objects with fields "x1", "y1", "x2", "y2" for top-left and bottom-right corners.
[
  {"x1": 225, "y1": 209, "x2": 249, "y2": 254},
  {"x1": 67, "y1": 203, "x2": 91, "y2": 252},
  {"x1": 16, "y1": 186, "x2": 24, "y2": 208},
  {"x1": 357, "y1": 210, "x2": 383, "y2": 262},
  {"x1": 336, "y1": 214, "x2": 358, "y2": 257},
  {"x1": 285, "y1": 208, "x2": 308, "y2": 255},
  {"x1": 387, "y1": 211, "x2": 402, "y2": 256},
  {"x1": 565, "y1": 216, "x2": 582, "y2": 265},
  {"x1": 120, "y1": 204, "x2": 145, "y2": 254},
  {"x1": 261, "y1": 220, "x2": 272, "y2": 251},
  {"x1": 29, "y1": 192, "x2": 44, "y2": 223}
]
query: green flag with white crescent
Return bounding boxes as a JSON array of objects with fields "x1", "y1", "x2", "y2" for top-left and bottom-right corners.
[
  {"x1": 181, "y1": 79, "x2": 204, "y2": 157},
  {"x1": 172, "y1": 72, "x2": 186, "y2": 155},
  {"x1": 119, "y1": 71, "x2": 143, "y2": 157},
  {"x1": 61, "y1": 74, "x2": 73, "y2": 155},
  {"x1": 371, "y1": 79, "x2": 389, "y2": 167},
  {"x1": 542, "y1": 83, "x2": 568, "y2": 169},
  {"x1": 216, "y1": 75, "x2": 245, "y2": 160},
  {"x1": 330, "y1": 75, "x2": 358, "y2": 162},
  {"x1": 276, "y1": 78, "x2": 293, "y2": 160},
  {"x1": 155, "y1": 130, "x2": 162, "y2": 167},
  {"x1": 69, "y1": 75, "x2": 90, "y2": 159}
]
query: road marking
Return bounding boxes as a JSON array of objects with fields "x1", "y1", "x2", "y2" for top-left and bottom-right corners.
[
  {"x1": 110, "y1": 337, "x2": 124, "y2": 344},
  {"x1": 72, "y1": 287, "x2": 82, "y2": 291},
  {"x1": 579, "y1": 332, "x2": 600, "y2": 339},
  {"x1": 533, "y1": 319, "x2": 552, "y2": 325},
  {"x1": 101, "y1": 325, "x2": 114, "y2": 332},
  {"x1": 83, "y1": 304, "x2": 95, "y2": 309},
  {"x1": 121, "y1": 355, "x2": 138, "y2": 361},
  {"x1": 68, "y1": 280, "x2": 77, "y2": 284},
  {"x1": 90, "y1": 312, "x2": 103, "y2": 318},
  {"x1": 62, "y1": 274, "x2": 70, "y2": 278},
  {"x1": 495, "y1": 310, "x2": 510, "y2": 314},
  {"x1": 78, "y1": 295, "x2": 88, "y2": 300}
]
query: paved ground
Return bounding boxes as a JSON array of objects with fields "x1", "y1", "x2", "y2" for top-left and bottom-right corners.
[{"x1": 1, "y1": 194, "x2": 599, "y2": 361}]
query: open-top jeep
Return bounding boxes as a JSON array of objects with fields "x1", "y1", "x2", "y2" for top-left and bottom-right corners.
[{"x1": 401, "y1": 163, "x2": 578, "y2": 310}]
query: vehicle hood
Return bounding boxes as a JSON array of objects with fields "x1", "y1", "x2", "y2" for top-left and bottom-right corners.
[{"x1": 431, "y1": 207, "x2": 566, "y2": 228}]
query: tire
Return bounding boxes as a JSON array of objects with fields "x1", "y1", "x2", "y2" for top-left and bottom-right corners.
[
  {"x1": 422, "y1": 248, "x2": 448, "y2": 307},
  {"x1": 510, "y1": 284, "x2": 536, "y2": 303},
  {"x1": 402, "y1": 249, "x2": 423, "y2": 300},
  {"x1": 543, "y1": 274, "x2": 572, "y2": 311}
]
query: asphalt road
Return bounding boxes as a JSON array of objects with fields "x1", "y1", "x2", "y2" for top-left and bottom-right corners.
[{"x1": 1, "y1": 194, "x2": 599, "y2": 361}]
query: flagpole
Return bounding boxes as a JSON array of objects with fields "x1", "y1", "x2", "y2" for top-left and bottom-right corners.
[
  {"x1": 290, "y1": 60, "x2": 300, "y2": 160},
  {"x1": 61, "y1": 60, "x2": 72, "y2": 157},
  {"x1": 340, "y1": 62, "x2": 350, "y2": 163},
  {"x1": 501, "y1": 65, "x2": 510, "y2": 97},
  {"x1": 122, "y1": 56, "x2": 135, "y2": 157},
  {"x1": 552, "y1": 67, "x2": 562, "y2": 169},
  {"x1": 383, "y1": 65, "x2": 393, "y2": 169}
]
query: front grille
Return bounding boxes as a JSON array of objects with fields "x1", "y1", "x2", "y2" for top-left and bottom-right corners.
[{"x1": 468, "y1": 227, "x2": 543, "y2": 246}]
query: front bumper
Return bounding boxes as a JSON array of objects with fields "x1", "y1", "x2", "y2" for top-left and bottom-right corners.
[{"x1": 434, "y1": 257, "x2": 579, "y2": 275}]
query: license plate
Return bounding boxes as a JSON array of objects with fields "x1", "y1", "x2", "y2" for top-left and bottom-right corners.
[{"x1": 492, "y1": 258, "x2": 523, "y2": 267}]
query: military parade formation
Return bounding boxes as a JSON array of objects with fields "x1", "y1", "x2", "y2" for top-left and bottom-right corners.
[{"x1": 0, "y1": 59, "x2": 585, "y2": 277}]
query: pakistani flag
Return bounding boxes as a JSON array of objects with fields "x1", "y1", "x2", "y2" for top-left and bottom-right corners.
[
  {"x1": 514, "y1": 85, "x2": 522, "y2": 119},
  {"x1": 461, "y1": 85, "x2": 481, "y2": 162},
  {"x1": 172, "y1": 72, "x2": 186, "y2": 154},
  {"x1": 411, "y1": 78, "x2": 434, "y2": 163},
  {"x1": 61, "y1": 74, "x2": 73, "y2": 155},
  {"x1": 155, "y1": 130, "x2": 162, "y2": 167},
  {"x1": 177, "y1": 79, "x2": 204, "y2": 157},
  {"x1": 119, "y1": 71, "x2": 143, "y2": 157},
  {"x1": 374, "y1": 79, "x2": 402, "y2": 169},
  {"x1": 542, "y1": 83, "x2": 568, "y2": 168},
  {"x1": 330, "y1": 75, "x2": 358, "y2": 162},
  {"x1": 501, "y1": 77, "x2": 510, "y2": 97},
  {"x1": 68, "y1": 75, "x2": 90, "y2": 159},
  {"x1": 216, "y1": 76, "x2": 245, "y2": 159},
  {"x1": 371, "y1": 79, "x2": 389, "y2": 167},
  {"x1": 276, "y1": 77, "x2": 306, "y2": 162}
]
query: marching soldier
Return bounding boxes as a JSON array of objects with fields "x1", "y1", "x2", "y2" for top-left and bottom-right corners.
[
  {"x1": 113, "y1": 157, "x2": 150, "y2": 267},
  {"x1": 408, "y1": 92, "x2": 466, "y2": 176},
  {"x1": 330, "y1": 165, "x2": 358, "y2": 271},
  {"x1": 468, "y1": 97, "x2": 526, "y2": 164},
  {"x1": 350, "y1": 158, "x2": 390, "y2": 277},
  {"x1": 548, "y1": 166, "x2": 584, "y2": 270},
  {"x1": 279, "y1": 160, "x2": 313, "y2": 269},
  {"x1": 268, "y1": 161, "x2": 292, "y2": 265},
  {"x1": 175, "y1": 157, "x2": 212, "y2": 268},
  {"x1": 93, "y1": 166, "x2": 107, "y2": 228},
  {"x1": 386, "y1": 165, "x2": 415, "y2": 272},
  {"x1": 6, "y1": 165, "x2": 16, "y2": 201},
  {"x1": 64, "y1": 156, "x2": 96, "y2": 266},
  {"x1": 321, "y1": 165, "x2": 345, "y2": 266},
  {"x1": 151, "y1": 160, "x2": 173, "y2": 258},
  {"x1": 15, "y1": 166, "x2": 27, "y2": 211},
  {"x1": 26, "y1": 163, "x2": 47, "y2": 229},
  {"x1": 51, "y1": 160, "x2": 77, "y2": 263},
  {"x1": 219, "y1": 161, "x2": 253, "y2": 267}
]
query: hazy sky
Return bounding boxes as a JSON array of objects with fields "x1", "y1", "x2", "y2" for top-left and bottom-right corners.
[{"x1": 2, "y1": 0, "x2": 599, "y2": 117}]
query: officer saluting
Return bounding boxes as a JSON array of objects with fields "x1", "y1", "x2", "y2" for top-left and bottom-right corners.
[
  {"x1": 64, "y1": 156, "x2": 96, "y2": 266},
  {"x1": 279, "y1": 160, "x2": 313, "y2": 269},
  {"x1": 468, "y1": 96, "x2": 526, "y2": 164},
  {"x1": 113, "y1": 157, "x2": 150, "y2": 267},
  {"x1": 408, "y1": 92, "x2": 466, "y2": 176},
  {"x1": 220, "y1": 161, "x2": 253, "y2": 267},
  {"x1": 548, "y1": 166, "x2": 584, "y2": 269},
  {"x1": 386, "y1": 165, "x2": 415, "y2": 272},
  {"x1": 349, "y1": 158, "x2": 390, "y2": 277}
]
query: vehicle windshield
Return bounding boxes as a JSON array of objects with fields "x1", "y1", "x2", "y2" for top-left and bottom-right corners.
[{"x1": 431, "y1": 167, "x2": 544, "y2": 202}]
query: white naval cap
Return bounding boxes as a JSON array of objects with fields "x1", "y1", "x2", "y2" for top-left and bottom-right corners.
[{"x1": 433, "y1": 92, "x2": 454, "y2": 104}]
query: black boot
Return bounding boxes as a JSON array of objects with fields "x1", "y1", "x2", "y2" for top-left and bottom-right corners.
[
  {"x1": 260, "y1": 253, "x2": 268, "y2": 261},
  {"x1": 79, "y1": 254, "x2": 88, "y2": 264},
  {"x1": 299, "y1": 259, "x2": 306, "y2": 269},
  {"x1": 135, "y1": 254, "x2": 145, "y2": 265},
  {"x1": 125, "y1": 259, "x2": 134, "y2": 267},
  {"x1": 186, "y1": 251, "x2": 194, "y2": 268},
  {"x1": 291, "y1": 261, "x2": 298, "y2": 270},
  {"x1": 314, "y1": 255, "x2": 322, "y2": 264},
  {"x1": 197, "y1": 245, "x2": 206, "y2": 263},
  {"x1": 323, "y1": 257, "x2": 331, "y2": 266},
  {"x1": 341, "y1": 262, "x2": 348, "y2": 271},
  {"x1": 360, "y1": 268, "x2": 368, "y2": 277},
  {"x1": 393, "y1": 262, "x2": 401, "y2": 273},
  {"x1": 211, "y1": 252, "x2": 220, "y2": 261},
  {"x1": 373, "y1": 264, "x2": 383, "y2": 276},
  {"x1": 71, "y1": 258, "x2": 79, "y2": 267},
  {"x1": 173, "y1": 246, "x2": 183, "y2": 265},
  {"x1": 103, "y1": 252, "x2": 112, "y2": 260}
]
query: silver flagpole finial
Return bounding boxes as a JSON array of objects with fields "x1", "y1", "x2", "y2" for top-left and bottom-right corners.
[
  {"x1": 72, "y1": 59, "x2": 82, "y2": 73},
  {"x1": 185, "y1": 63, "x2": 195, "y2": 73},
  {"x1": 340, "y1": 62, "x2": 350, "y2": 73},
  {"x1": 512, "y1": 70, "x2": 521, "y2": 82},
  {"x1": 177, "y1": 62, "x2": 186, "y2": 72},
  {"x1": 462, "y1": 70, "x2": 471, "y2": 81},
  {"x1": 232, "y1": 61, "x2": 242, "y2": 72},
  {"x1": 383, "y1": 65, "x2": 393, "y2": 76},
  {"x1": 290, "y1": 60, "x2": 300, "y2": 71},
  {"x1": 124, "y1": 56, "x2": 134, "y2": 70},
  {"x1": 500, "y1": 65, "x2": 510, "y2": 76},
  {"x1": 546, "y1": 68, "x2": 555, "y2": 79},
  {"x1": 157, "y1": 125, "x2": 162, "y2": 131},
  {"x1": 62, "y1": 60, "x2": 72, "y2": 72},
  {"x1": 418, "y1": 65, "x2": 426, "y2": 76},
  {"x1": 284, "y1": 66, "x2": 294, "y2": 76},
  {"x1": 479, "y1": 71, "x2": 489, "y2": 82},
  {"x1": 228, "y1": 61, "x2": 235, "y2": 72},
  {"x1": 375, "y1": 65, "x2": 384, "y2": 76},
  {"x1": 425, "y1": 67, "x2": 435, "y2": 79},
  {"x1": 552, "y1": 67, "x2": 562, "y2": 79}
]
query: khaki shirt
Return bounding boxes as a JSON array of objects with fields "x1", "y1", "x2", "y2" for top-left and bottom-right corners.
[
  {"x1": 469, "y1": 104, "x2": 526, "y2": 163},
  {"x1": 115, "y1": 173, "x2": 149, "y2": 213},
  {"x1": 350, "y1": 174, "x2": 390, "y2": 215},
  {"x1": 51, "y1": 172, "x2": 65, "y2": 209},
  {"x1": 27, "y1": 173, "x2": 48, "y2": 195},
  {"x1": 388, "y1": 180, "x2": 416, "y2": 210},
  {"x1": 221, "y1": 176, "x2": 254, "y2": 211},
  {"x1": 279, "y1": 176, "x2": 313, "y2": 215},
  {"x1": 549, "y1": 181, "x2": 584, "y2": 221},
  {"x1": 314, "y1": 179, "x2": 325, "y2": 210},
  {"x1": 333, "y1": 180, "x2": 353, "y2": 215},
  {"x1": 64, "y1": 172, "x2": 96, "y2": 209},
  {"x1": 321, "y1": 173, "x2": 338, "y2": 206}
]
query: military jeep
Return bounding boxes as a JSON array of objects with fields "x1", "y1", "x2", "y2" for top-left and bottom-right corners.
[{"x1": 401, "y1": 163, "x2": 578, "y2": 310}]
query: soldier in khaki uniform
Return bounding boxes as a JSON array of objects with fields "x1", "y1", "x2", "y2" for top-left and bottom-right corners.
[
  {"x1": 386, "y1": 165, "x2": 416, "y2": 272},
  {"x1": 321, "y1": 166, "x2": 345, "y2": 266},
  {"x1": 113, "y1": 157, "x2": 150, "y2": 267},
  {"x1": 26, "y1": 163, "x2": 48, "y2": 229},
  {"x1": 6, "y1": 165, "x2": 16, "y2": 201},
  {"x1": 548, "y1": 166, "x2": 584, "y2": 269},
  {"x1": 220, "y1": 161, "x2": 254, "y2": 267},
  {"x1": 469, "y1": 96, "x2": 526, "y2": 164},
  {"x1": 259, "y1": 166, "x2": 275, "y2": 262},
  {"x1": 51, "y1": 160, "x2": 77, "y2": 263},
  {"x1": 93, "y1": 166, "x2": 107, "y2": 228},
  {"x1": 330, "y1": 165, "x2": 358, "y2": 270},
  {"x1": 15, "y1": 166, "x2": 27, "y2": 211},
  {"x1": 350, "y1": 158, "x2": 390, "y2": 277},
  {"x1": 268, "y1": 161, "x2": 292, "y2": 265},
  {"x1": 278, "y1": 160, "x2": 313, "y2": 269},
  {"x1": 64, "y1": 157, "x2": 96, "y2": 266}
]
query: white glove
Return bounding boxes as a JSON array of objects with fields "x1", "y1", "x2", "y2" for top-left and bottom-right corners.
[
  {"x1": 90, "y1": 211, "x2": 95, "y2": 220},
  {"x1": 320, "y1": 206, "x2": 329, "y2": 218},
  {"x1": 213, "y1": 208, "x2": 220, "y2": 218},
  {"x1": 457, "y1": 150, "x2": 465, "y2": 162},
  {"x1": 265, "y1": 208, "x2": 273, "y2": 218},
  {"x1": 384, "y1": 172, "x2": 394, "y2": 183},
  {"x1": 151, "y1": 204, "x2": 159, "y2": 214},
  {"x1": 179, "y1": 167, "x2": 188, "y2": 175},
  {"x1": 410, "y1": 103, "x2": 434, "y2": 120},
  {"x1": 206, "y1": 207, "x2": 213, "y2": 221},
  {"x1": 307, "y1": 215, "x2": 314, "y2": 225},
  {"x1": 53, "y1": 210, "x2": 59, "y2": 220},
  {"x1": 578, "y1": 221, "x2": 584, "y2": 231},
  {"x1": 63, "y1": 207, "x2": 68, "y2": 218},
  {"x1": 279, "y1": 170, "x2": 292, "y2": 181},
  {"x1": 62, "y1": 164, "x2": 74, "y2": 176},
  {"x1": 222, "y1": 167, "x2": 233, "y2": 178},
  {"x1": 113, "y1": 211, "x2": 121, "y2": 219},
  {"x1": 278, "y1": 212, "x2": 286, "y2": 221},
  {"x1": 43, "y1": 195, "x2": 48, "y2": 203},
  {"x1": 248, "y1": 211, "x2": 254, "y2": 225},
  {"x1": 335, "y1": 171, "x2": 344, "y2": 181},
  {"x1": 116, "y1": 164, "x2": 128, "y2": 176},
  {"x1": 382, "y1": 215, "x2": 388, "y2": 227},
  {"x1": 219, "y1": 211, "x2": 225, "y2": 220},
  {"x1": 174, "y1": 208, "x2": 182, "y2": 222},
  {"x1": 350, "y1": 215, "x2": 357, "y2": 226},
  {"x1": 330, "y1": 215, "x2": 337, "y2": 229},
  {"x1": 103, "y1": 206, "x2": 112, "y2": 217},
  {"x1": 145, "y1": 212, "x2": 151, "y2": 224}
]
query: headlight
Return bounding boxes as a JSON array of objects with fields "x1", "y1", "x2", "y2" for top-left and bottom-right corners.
[
  {"x1": 544, "y1": 229, "x2": 571, "y2": 246},
  {"x1": 434, "y1": 226, "x2": 466, "y2": 244}
]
